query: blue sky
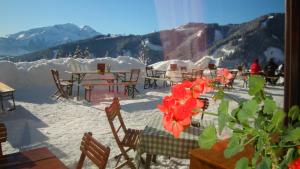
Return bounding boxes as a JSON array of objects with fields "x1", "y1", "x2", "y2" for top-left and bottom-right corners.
[{"x1": 0, "y1": 0, "x2": 284, "y2": 36}]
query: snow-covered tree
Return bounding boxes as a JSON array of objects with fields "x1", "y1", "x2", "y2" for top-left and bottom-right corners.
[
  {"x1": 104, "y1": 51, "x2": 109, "y2": 57},
  {"x1": 67, "y1": 53, "x2": 72, "y2": 58},
  {"x1": 83, "y1": 47, "x2": 92, "y2": 59},
  {"x1": 137, "y1": 39, "x2": 151, "y2": 65},
  {"x1": 73, "y1": 45, "x2": 83, "y2": 58},
  {"x1": 54, "y1": 48, "x2": 63, "y2": 59}
]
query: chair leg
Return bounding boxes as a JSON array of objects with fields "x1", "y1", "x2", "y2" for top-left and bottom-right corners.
[{"x1": 11, "y1": 93, "x2": 16, "y2": 110}]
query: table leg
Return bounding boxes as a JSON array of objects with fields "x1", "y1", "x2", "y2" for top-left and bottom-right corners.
[
  {"x1": 77, "y1": 74, "x2": 80, "y2": 100},
  {"x1": 0, "y1": 95, "x2": 3, "y2": 111},
  {"x1": 145, "y1": 153, "x2": 152, "y2": 169}
]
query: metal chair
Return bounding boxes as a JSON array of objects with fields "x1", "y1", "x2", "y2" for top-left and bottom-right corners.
[{"x1": 76, "y1": 132, "x2": 110, "y2": 169}]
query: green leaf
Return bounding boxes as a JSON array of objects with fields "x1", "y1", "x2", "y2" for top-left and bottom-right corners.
[
  {"x1": 218, "y1": 99, "x2": 229, "y2": 133},
  {"x1": 235, "y1": 157, "x2": 249, "y2": 169},
  {"x1": 279, "y1": 148, "x2": 295, "y2": 169},
  {"x1": 263, "y1": 98, "x2": 277, "y2": 114},
  {"x1": 231, "y1": 107, "x2": 241, "y2": 117},
  {"x1": 198, "y1": 125, "x2": 217, "y2": 149},
  {"x1": 251, "y1": 151, "x2": 260, "y2": 167},
  {"x1": 224, "y1": 134, "x2": 244, "y2": 158},
  {"x1": 257, "y1": 157, "x2": 271, "y2": 169},
  {"x1": 284, "y1": 127, "x2": 300, "y2": 142},
  {"x1": 213, "y1": 89, "x2": 224, "y2": 100},
  {"x1": 288, "y1": 105, "x2": 300, "y2": 121},
  {"x1": 248, "y1": 75, "x2": 265, "y2": 96},
  {"x1": 256, "y1": 136, "x2": 265, "y2": 152},
  {"x1": 237, "y1": 100, "x2": 258, "y2": 124},
  {"x1": 268, "y1": 110, "x2": 285, "y2": 132}
]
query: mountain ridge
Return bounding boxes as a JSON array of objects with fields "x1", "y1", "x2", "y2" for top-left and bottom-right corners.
[
  {"x1": 0, "y1": 23, "x2": 100, "y2": 56},
  {"x1": 3, "y1": 13, "x2": 284, "y2": 67}
]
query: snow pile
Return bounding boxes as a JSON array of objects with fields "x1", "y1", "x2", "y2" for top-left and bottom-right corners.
[
  {"x1": 195, "y1": 56, "x2": 221, "y2": 68},
  {"x1": 196, "y1": 30, "x2": 203, "y2": 37},
  {"x1": 221, "y1": 47, "x2": 235, "y2": 56},
  {"x1": 263, "y1": 47, "x2": 284, "y2": 62},
  {"x1": 0, "y1": 56, "x2": 145, "y2": 89},
  {"x1": 150, "y1": 59, "x2": 196, "y2": 71}
]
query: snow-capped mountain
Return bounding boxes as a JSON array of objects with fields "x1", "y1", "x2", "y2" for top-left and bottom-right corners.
[
  {"x1": 10, "y1": 13, "x2": 284, "y2": 68},
  {"x1": 0, "y1": 23, "x2": 100, "y2": 56}
]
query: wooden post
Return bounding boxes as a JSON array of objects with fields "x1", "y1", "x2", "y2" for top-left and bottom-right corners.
[{"x1": 284, "y1": 0, "x2": 300, "y2": 112}]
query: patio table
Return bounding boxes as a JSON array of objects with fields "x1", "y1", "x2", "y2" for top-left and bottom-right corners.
[
  {"x1": 65, "y1": 70, "x2": 130, "y2": 99},
  {"x1": 136, "y1": 114, "x2": 202, "y2": 169}
]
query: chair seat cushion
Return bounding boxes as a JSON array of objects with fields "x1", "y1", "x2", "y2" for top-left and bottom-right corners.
[{"x1": 121, "y1": 128, "x2": 142, "y2": 148}]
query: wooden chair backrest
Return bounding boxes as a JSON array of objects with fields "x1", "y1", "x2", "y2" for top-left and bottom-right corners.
[
  {"x1": 0, "y1": 123, "x2": 7, "y2": 156},
  {"x1": 199, "y1": 98, "x2": 209, "y2": 111},
  {"x1": 237, "y1": 66, "x2": 243, "y2": 72},
  {"x1": 77, "y1": 132, "x2": 110, "y2": 169},
  {"x1": 170, "y1": 64, "x2": 178, "y2": 71},
  {"x1": 192, "y1": 69, "x2": 204, "y2": 78},
  {"x1": 97, "y1": 63, "x2": 106, "y2": 74},
  {"x1": 230, "y1": 70, "x2": 238, "y2": 79},
  {"x1": 50, "y1": 69, "x2": 68, "y2": 98},
  {"x1": 198, "y1": 98, "x2": 209, "y2": 120},
  {"x1": 180, "y1": 66, "x2": 187, "y2": 72},
  {"x1": 105, "y1": 97, "x2": 127, "y2": 145},
  {"x1": 129, "y1": 69, "x2": 140, "y2": 82},
  {"x1": 208, "y1": 63, "x2": 216, "y2": 70}
]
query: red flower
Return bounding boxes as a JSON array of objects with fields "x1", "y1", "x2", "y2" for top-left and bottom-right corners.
[
  {"x1": 158, "y1": 76, "x2": 213, "y2": 137},
  {"x1": 163, "y1": 114, "x2": 191, "y2": 138},
  {"x1": 216, "y1": 68, "x2": 233, "y2": 84},
  {"x1": 297, "y1": 145, "x2": 300, "y2": 149},
  {"x1": 289, "y1": 157, "x2": 300, "y2": 169}
]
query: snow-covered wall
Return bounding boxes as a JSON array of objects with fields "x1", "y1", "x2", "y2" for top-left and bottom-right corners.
[
  {"x1": 0, "y1": 56, "x2": 145, "y2": 89},
  {"x1": 150, "y1": 59, "x2": 196, "y2": 71}
]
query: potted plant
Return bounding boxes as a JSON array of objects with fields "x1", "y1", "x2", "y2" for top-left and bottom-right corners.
[{"x1": 157, "y1": 69, "x2": 300, "y2": 169}]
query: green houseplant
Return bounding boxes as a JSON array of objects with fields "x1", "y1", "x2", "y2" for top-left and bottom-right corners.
[{"x1": 157, "y1": 69, "x2": 300, "y2": 169}]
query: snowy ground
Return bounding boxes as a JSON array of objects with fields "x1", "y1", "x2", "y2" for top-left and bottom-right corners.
[
  {"x1": 0, "y1": 79, "x2": 284, "y2": 169},
  {"x1": 0, "y1": 57, "x2": 284, "y2": 168}
]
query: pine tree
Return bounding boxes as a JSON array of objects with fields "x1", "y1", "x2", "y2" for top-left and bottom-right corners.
[
  {"x1": 137, "y1": 39, "x2": 151, "y2": 65},
  {"x1": 73, "y1": 45, "x2": 83, "y2": 58},
  {"x1": 104, "y1": 51, "x2": 109, "y2": 57},
  {"x1": 83, "y1": 47, "x2": 91, "y2": 59},
  {"x1": 54, "y1": 48, "x2": 63, "y2": 59}
]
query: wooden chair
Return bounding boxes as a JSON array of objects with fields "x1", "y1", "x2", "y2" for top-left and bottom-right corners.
[
  {"x1": 170, "y1": 64, "x2": 178, "y2": 71},
  {"x1": 208, "y1": 64, "x2": 217, "y2": 78},
  {"x1": 0, "y1": 123, "x2": 7, "y2": 156},
  {"x1": 180, "y1": 66, "x2": 187, "y2": 72},
  {"x1": 224, "y1": 70, "x2": 238, "y2": 89},
  {"x1": 192, "y1": 69, "x2": 204, "y2": 80},
  {"x1": 122, "y1": 69, "x2": 140, "y2": 98},
  {"x1": 105, "y1": 97, "x2": 142, "y2": 169},
  {"x1": 144, "y1": 66, "x2": 155, "y2": 89},
  {"x1": 50, "y1": 69, "x2": 73, "y2": 99},
  {"x1": 191, "y1": 98, "x2": 209, "y2": 128},
  {"x1": 199, "y1": 98, "x2": 209, "y2": 120},
  {"x1": 97, "y1": 63, "x2": 106, "y2": 74},
  {"x1": 76, "y1": 132, "x2": 110, "y2": 169}
]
